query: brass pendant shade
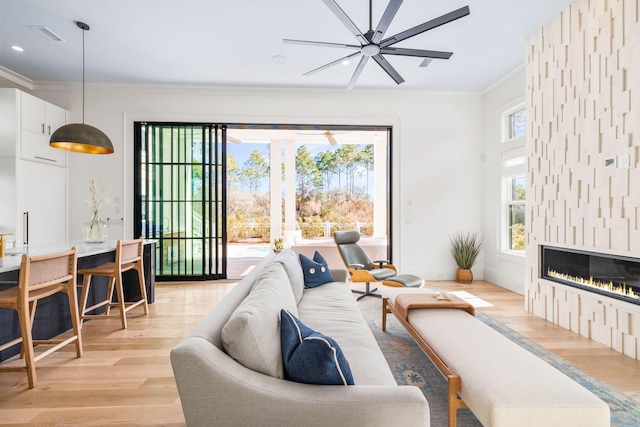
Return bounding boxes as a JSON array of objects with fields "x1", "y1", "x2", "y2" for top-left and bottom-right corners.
[
  {"x1": 49, "y1": 21, "x2": 113, "y2": 154},
  {"x1": 50, "y1": 123, "x2": 114, "y2": 154}
]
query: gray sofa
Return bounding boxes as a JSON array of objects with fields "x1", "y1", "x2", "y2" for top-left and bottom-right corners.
[{"x1": 170, "y1": 250, "x2": 429, "y2": 426}]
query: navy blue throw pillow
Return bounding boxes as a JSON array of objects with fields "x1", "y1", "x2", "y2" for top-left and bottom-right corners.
[
  {"x1": 299, "y1": 251, "x2": 334, "y2": 288},
  {"x1": 280, "y1": 310, "x2": 354, "y2": 385}
]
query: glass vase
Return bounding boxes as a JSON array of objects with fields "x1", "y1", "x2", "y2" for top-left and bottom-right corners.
[{"x1": 82, "y1": 211, "x2": 108, "y2": 243}]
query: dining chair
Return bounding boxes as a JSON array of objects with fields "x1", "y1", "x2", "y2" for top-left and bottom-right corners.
[
  {"x1": 77, "y1": 238, "x2": 148, "y2": 329},
  {"x1": 0, "y1": 247, "x2": 83, "y2": 388}
]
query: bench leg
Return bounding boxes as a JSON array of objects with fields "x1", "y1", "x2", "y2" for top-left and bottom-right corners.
[
  {"x1": 382, "y1": 298, "x2": 389, "y2": 331},
  {"x1": 384, "y1": 296, "x2": 467, "y2": 427},
  {"x1": 448, "y1": 375, "x2": 460, "y2": 427}
]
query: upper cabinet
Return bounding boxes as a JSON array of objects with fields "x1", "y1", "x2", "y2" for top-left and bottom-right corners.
[
  {"x1": 0, "y1": 89, "x2": 68, "y2": 245},
  {"x1": 0, "y1": 89, "x2": 68, "y2": 166},
  {"x1": 19, "y1": 91, "x2": 67, "y2": 166}
]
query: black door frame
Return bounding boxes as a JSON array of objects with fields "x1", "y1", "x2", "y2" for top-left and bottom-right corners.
[{"x1": 134, "y1": 122, "x2": 227, "y2": 281}]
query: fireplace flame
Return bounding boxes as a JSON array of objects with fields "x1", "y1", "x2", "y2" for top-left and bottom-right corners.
[{"x1": 547, "y1": 268, "x2": 639, "y2": 300}]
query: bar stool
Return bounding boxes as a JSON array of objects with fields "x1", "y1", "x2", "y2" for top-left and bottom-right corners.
[
  {"x1": 0, "y1": 247, "x2": 83, "y2": 388},
  {"x1": 78, "y1": 238, "x2": 148, "y2": 329}
]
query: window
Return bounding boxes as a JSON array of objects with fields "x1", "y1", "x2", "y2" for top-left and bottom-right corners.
[
  {"x1": 500, "y1": 100, "x2": 526, "y2": 255},
  {"x1": 507, "y1": 175, "x2": 525, "y2": 251},
  {"x1": 507, "y1": 108, "x2": 526, "y2": 140}
]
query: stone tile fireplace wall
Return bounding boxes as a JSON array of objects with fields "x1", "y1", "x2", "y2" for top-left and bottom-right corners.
[{"x1": 525, "y1": 0, "x2": 640, "y2": 360}]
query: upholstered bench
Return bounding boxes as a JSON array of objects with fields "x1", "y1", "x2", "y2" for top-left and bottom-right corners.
[{"x1": 383, "y1": 292, "x2": 610, "y2": 427}]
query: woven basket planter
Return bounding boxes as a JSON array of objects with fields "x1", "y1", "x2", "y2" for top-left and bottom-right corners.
[{"x1": 456, "y1": 268, "x2": 473, "y2": 284}]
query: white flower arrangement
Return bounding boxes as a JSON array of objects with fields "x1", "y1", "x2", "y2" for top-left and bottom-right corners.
[{"x1": 83, "y1": 177, "x2": 112, "y2": 213}]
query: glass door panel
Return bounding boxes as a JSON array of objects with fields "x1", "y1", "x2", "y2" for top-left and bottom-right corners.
[{"x1": 134, "y1": 122, "x2": 226, "y2": 280}]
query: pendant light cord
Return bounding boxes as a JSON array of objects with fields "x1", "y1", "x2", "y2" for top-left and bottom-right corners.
[
  {"x1": 82, "y1": 24, "x2": 85, "y2": 124},
  {"x1": 76, "y1": 21, "x2": 90, "y2": 124}
]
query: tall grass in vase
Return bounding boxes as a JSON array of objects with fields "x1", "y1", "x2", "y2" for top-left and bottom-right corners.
[{"x1": 450, "y1": 232, "x2": 483, "y2": 284}]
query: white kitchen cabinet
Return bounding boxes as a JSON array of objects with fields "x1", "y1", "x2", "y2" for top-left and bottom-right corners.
[
  {"x1": 19, "y1": 91, "x2": 67, "y2": 166},
  {"x1": 0, "y1": 157, "x2": 67, "y2": 247},
  {"x1": 0, "y1": 88, "x2": 68, "y2": 246}
]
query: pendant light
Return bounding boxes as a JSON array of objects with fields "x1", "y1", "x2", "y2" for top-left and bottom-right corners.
[{"x1": 50, "y1": 21, "x2": 114, "y2": 154}]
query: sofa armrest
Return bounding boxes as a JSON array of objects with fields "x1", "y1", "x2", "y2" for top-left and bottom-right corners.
[
  {"x1": 171, "y1": 337, "x2": 429, "y2": 427},
  {"x1": 330, "y1": 269, "x2": 348, "y2": 282}
]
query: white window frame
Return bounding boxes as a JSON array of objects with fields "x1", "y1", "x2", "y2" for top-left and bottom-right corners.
[
  {"x1": 502, "y1": 103, "x2": 526, "y2": 143},
  {"x1": 502, "y1": 169, "x2": 526, "y2": 254},
  {"x1": 499, "y1": 98, "x2": 526, "y2": 258}
]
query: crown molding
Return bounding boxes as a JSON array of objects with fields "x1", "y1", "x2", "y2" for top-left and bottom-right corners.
[{"x1": 0, "y1": 66, "x2": 34, "y2": 90}]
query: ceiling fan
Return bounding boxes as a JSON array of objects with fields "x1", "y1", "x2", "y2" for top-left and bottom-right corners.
[
  {"x1": 295, "y1": 130, "x2": 349, "y2": 145},
  {"x1": 284, "y1": 0, "x2": 470, "y2": 89}
]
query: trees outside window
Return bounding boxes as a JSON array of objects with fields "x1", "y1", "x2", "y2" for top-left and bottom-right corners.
[
  {"x1": 507, "y1": 175, "x2": 525, "y2": 251},
  {"x1": 295, "y1": 143, "x2": 374, "y2": 238},
  {"x1": 226, "y1": 139, "x2": 378, "y2": 242},
  {"x1": 508, "y1": 108, "x2": 526, "y2": 140}
]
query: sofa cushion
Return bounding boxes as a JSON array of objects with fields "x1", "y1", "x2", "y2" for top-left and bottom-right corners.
[
  {"x1": 221, "y1": 262, "x2": 298, "y2": 379},
  {"x1": 300, "y1": 251, "x2": 334, "y2": 288},
  {"x1": 273, "y1": 249, "x2": 304, "y2": 303},
  {"x1": 280, "y1": 309, "x2": 354, "y2": 385},
  {"x1": 297, "y1": 281, "x2": 397, "y2": 386}
]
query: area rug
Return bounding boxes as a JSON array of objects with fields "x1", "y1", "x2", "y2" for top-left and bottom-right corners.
[{"x1": 358, "y1": 296, "x2": 640, "y2": 427}]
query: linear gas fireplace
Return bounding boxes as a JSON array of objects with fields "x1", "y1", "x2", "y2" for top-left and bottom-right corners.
[{"x1": 541, "y1": 246, "x2": 640, "y2": 305}]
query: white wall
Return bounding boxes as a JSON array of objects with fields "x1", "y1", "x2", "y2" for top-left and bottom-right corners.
[
  {"x1": 27, "y1": 83, "x2": 483, "y2": 281},
  {"x1": 480, "y1": 67, "x2": 527, "y2": 294}
]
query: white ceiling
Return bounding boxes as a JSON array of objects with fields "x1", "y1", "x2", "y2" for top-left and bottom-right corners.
[{"x1": 0, "y1": 0, "x2": 575, "y2": 92}]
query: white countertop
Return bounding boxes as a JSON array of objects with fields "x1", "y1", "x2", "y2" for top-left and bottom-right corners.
[{"x1": 0, "y1": 239, "x2": 157, "y2": 274}]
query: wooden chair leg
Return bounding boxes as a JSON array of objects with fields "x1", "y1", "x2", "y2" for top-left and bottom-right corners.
[
  {"x1": 136, "y1": 264, "x2": 149, "y2": 315},
  {"x1": 105, "y1": 276, "x2": 116, "y2": 316},
  {"x1": 18, "y1": 303, "x2": 36, "y2": 388},
  {"x1": 17, "y1": 306, "x2": 28, "y2": 360},
  {"x1": 20, "y1": 300, "x2": 37, "y2": 360},
  {"x1": 79, "y1": 274, "x2": 93, "y2": 326},
  {"x1": 66, "y1": 284, "x2": 83, "y2": 358},
  {"x1": 114, "y1": 275, "x2": 127, "y2": 329}
]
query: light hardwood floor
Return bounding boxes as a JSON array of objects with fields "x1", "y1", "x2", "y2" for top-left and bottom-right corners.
[{"x1": 0, "y1": 279, "x2": 639, "y2": 425}]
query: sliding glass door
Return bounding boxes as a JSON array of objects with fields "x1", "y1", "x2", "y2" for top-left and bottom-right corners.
[
  {"x1": 134, "y1": 122, "x2": 393, "y2": 281},
  {"x1": 134, "y1": 123, "x2": 227, "y2": 280}
]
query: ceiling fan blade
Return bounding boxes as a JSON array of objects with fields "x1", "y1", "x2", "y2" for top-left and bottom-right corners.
[
  {"x1": 304, "y1": 51, "x2": 362, "y2": 76},
  {"x1": 372, "y1": 0, "x2": 403, "y2": 44},
  {"x1": 372, "y1": 54, "x2": 404, "y2": 85},
  {"x1": 380, "y1": 47, "x2": 453, "y2": 59},
  {"x1": 325, "y1": 132, "x2": 338, "y2": 146},
  {"x1": 283, "y1": 39, "x2": 360, "y2": 50},
  {"x1": 380, "y1": 6, "x2": 470, "y2": 48},
  {"x1": 347, "y1": 55, "x2": 370, "y2": 89},
  {"x1": 321, "y1": 0, "x2": 368, "y2": 45}
]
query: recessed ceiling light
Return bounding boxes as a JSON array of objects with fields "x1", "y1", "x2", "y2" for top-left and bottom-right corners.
[
  {"x1": 342, "y1": 60, "x2": 350, "y2": 65},
  {"x1": 272, "y1": 55, "x2": 287, "y2": 65},
  {"x1": 11, "y1": 45, "x2": 24, "y2": 52}
]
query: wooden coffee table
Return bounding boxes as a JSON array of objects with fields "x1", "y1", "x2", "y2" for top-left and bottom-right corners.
[{"x1": 382, "y1": 293, "x2": 475, "y2": 331}]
